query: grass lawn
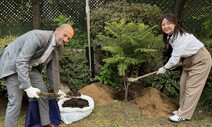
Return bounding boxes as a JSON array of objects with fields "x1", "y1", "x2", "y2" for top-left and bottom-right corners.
[{"x1": 0, "y1": 97, "x2": 212, "y2": 127}]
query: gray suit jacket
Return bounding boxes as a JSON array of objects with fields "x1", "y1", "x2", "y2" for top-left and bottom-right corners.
[{"x1": 0, "y1": 30, "x2": 61, "y2": 90}]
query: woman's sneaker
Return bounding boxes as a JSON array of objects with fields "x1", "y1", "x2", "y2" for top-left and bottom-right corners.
[
  {"x1": 169, "y1": 114, "x2": 186, "y2": 122},
  {"x1": 172, "y1": 111, "x2": 177, "y2": 115}
]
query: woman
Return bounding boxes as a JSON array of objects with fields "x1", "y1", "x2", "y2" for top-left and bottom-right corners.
[{"x1": 157, "y1": 13, "x2": 212, "y2": 122}]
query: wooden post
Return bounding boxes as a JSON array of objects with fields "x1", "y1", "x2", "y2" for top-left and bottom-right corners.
[
  {"x1": 32, "y1": 0, "x2": 41, "y2": 29},
  {"x1": 174, "y1": 0, "x2": 188, "y2": 26}
]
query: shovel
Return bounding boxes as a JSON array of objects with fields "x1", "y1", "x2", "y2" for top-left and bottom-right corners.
[
  {"x1": 37, "y1": 92, "x2": 62, "y2": 98},
  {"x1": 127, "y1": 62, "x2": 183, "y2": 82},
  {"x1": 123, "y1": 71, "x2": 157, "y2": 101},
  {"x1": 124, "y1": 63, "x2": 182, "y2": 100},
  {"x1": 127, "y1": 71, "x2": 158, "y2": 82}
]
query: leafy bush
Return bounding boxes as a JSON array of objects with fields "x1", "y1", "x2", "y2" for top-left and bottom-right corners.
[
  {"x1": 202, "y1": 15, "x2": 212, "y2": 38},
  {"x1": 59, "y1": 48, "x2": 90, "y2": 91},
  {"x1": 53, "y1": 15, "x2": 75, "y2": 27},
  {"x1": 95, "y1": 63, "x2": 122, "y2": 88},
  {"x1": 92, "y1": 0, "x2": 164, "y2": 81},
  {"x1": 145, "y1": 70, "x2": 181, "y2": 99},
  {"x1": 194, "y1": 4, "x2": 212, "y2": 38},
  {"x1": 91, "y1": 0, "x2": 163, "y2": 36},
  {"x1": 95, "y1": 19, "x2": 162, "y2": 87},
  {"x1": 194, "y1": 13, "x2": 212, "y2": 38}
]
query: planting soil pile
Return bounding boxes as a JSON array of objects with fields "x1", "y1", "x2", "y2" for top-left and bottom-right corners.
[
  {"x1": 133, "y1": 87, "x2": 179, "y2": 117},
  {"x1": 61, "y1": 91, "x2": 89, "y2": 108},
  {"x1": 79, "y1": 82, "x2": 116, "y2": 105},
  {"x1": 78, "y1": 82, "x2": 179, "y2": 117},
  {"x1": 62, "y1": 98, "x2": 89, "y2": 108}
]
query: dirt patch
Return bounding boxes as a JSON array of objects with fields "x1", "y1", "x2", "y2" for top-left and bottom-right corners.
[
  {"x1": 79, "y1": 82, "x2": 116, "y2": 105},
  {"x1": 78, "y1": 82, "x2": 179, "y2": 117},
  {"x1": 133, "y1": 87, "x2": 179, "y2": 117}
]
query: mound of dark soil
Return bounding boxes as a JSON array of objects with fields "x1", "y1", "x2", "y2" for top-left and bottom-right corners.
[{"x1": 62, "y1": 98, "x2": 89, "y2": 108}]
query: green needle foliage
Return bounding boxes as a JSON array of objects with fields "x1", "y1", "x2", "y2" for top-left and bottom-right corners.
[{"x1": 96, "y1": 19, "x2": 161, "y2": 86}]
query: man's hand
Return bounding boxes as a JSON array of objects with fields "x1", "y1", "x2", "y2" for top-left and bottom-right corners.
[
  {"x1": 57, "y1": 90, "x2": 66, "y2": 99},
  {"x1": 157, "y1": 67, "x2": 167, "y2": 75},
  {"x1": 24, "y1": 86, "x2": 41, "y2": 98}
]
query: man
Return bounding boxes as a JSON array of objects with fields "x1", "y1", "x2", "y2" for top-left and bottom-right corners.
[{"x1": 0, "y1": 24, "x2": 74, "y2": 127}]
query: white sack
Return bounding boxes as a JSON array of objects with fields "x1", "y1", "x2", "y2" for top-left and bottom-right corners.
[{"x1": 58, "y1": 94, "x2": 94, "y2": 124}]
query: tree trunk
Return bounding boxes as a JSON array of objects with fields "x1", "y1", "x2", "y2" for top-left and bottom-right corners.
[
  {"x1": 174, "y1": 0, "x2": 188, "y2": 26},
  {"x1": 32, "y1": 0, "x2": 41, "y2": 29}
]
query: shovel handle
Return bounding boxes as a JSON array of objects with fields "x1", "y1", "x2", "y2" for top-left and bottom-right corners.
[
  {"x1": 37, "y1": 92, "x2": 61, "y2": 98},
  {"x1": 127, "y1": 71, "x2": 158, "y2": 82}
]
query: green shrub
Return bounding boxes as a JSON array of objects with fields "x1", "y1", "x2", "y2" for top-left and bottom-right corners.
[
  {"x1": 194, "y1": 5, "x2": 212, "y2": 38},
  {"x1": 91, "y1": 0, "x2": 163, "y2": 36},
  {"x1": 59, "y1": 48, "x2": 90, "y2": 91},
  {"x1": 145, "y1": 70, "x2": 181, "y2": 99},
  {"x1": 95, "y1": 63, "x2": 122, "y2": 88},
  {"x1": 202, "y1": 15, "x2": 212, "y2": 38},
  {"x1": 92, "y1": 0, "x2": 164, "y2": 80},
  {"x1": 95, "y1": 19, "x2": 162, "y2": 88}
]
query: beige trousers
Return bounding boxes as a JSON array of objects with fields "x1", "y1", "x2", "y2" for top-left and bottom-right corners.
[{"x1": 177, "y1": 47, "x2": 212, "y2": 119}]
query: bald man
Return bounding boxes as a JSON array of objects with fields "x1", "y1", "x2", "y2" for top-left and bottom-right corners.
[{"x1": 0, "y1": 24, "x2": 74, "y2": 127}]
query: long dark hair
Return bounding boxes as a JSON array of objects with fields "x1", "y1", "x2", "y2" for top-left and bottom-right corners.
[
  {"x1": 160, "y1": 13, "x2": 186, "y2": 44},
  {"x1": 160, "y1": 13, "x2": 186, "y2": 64}
]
